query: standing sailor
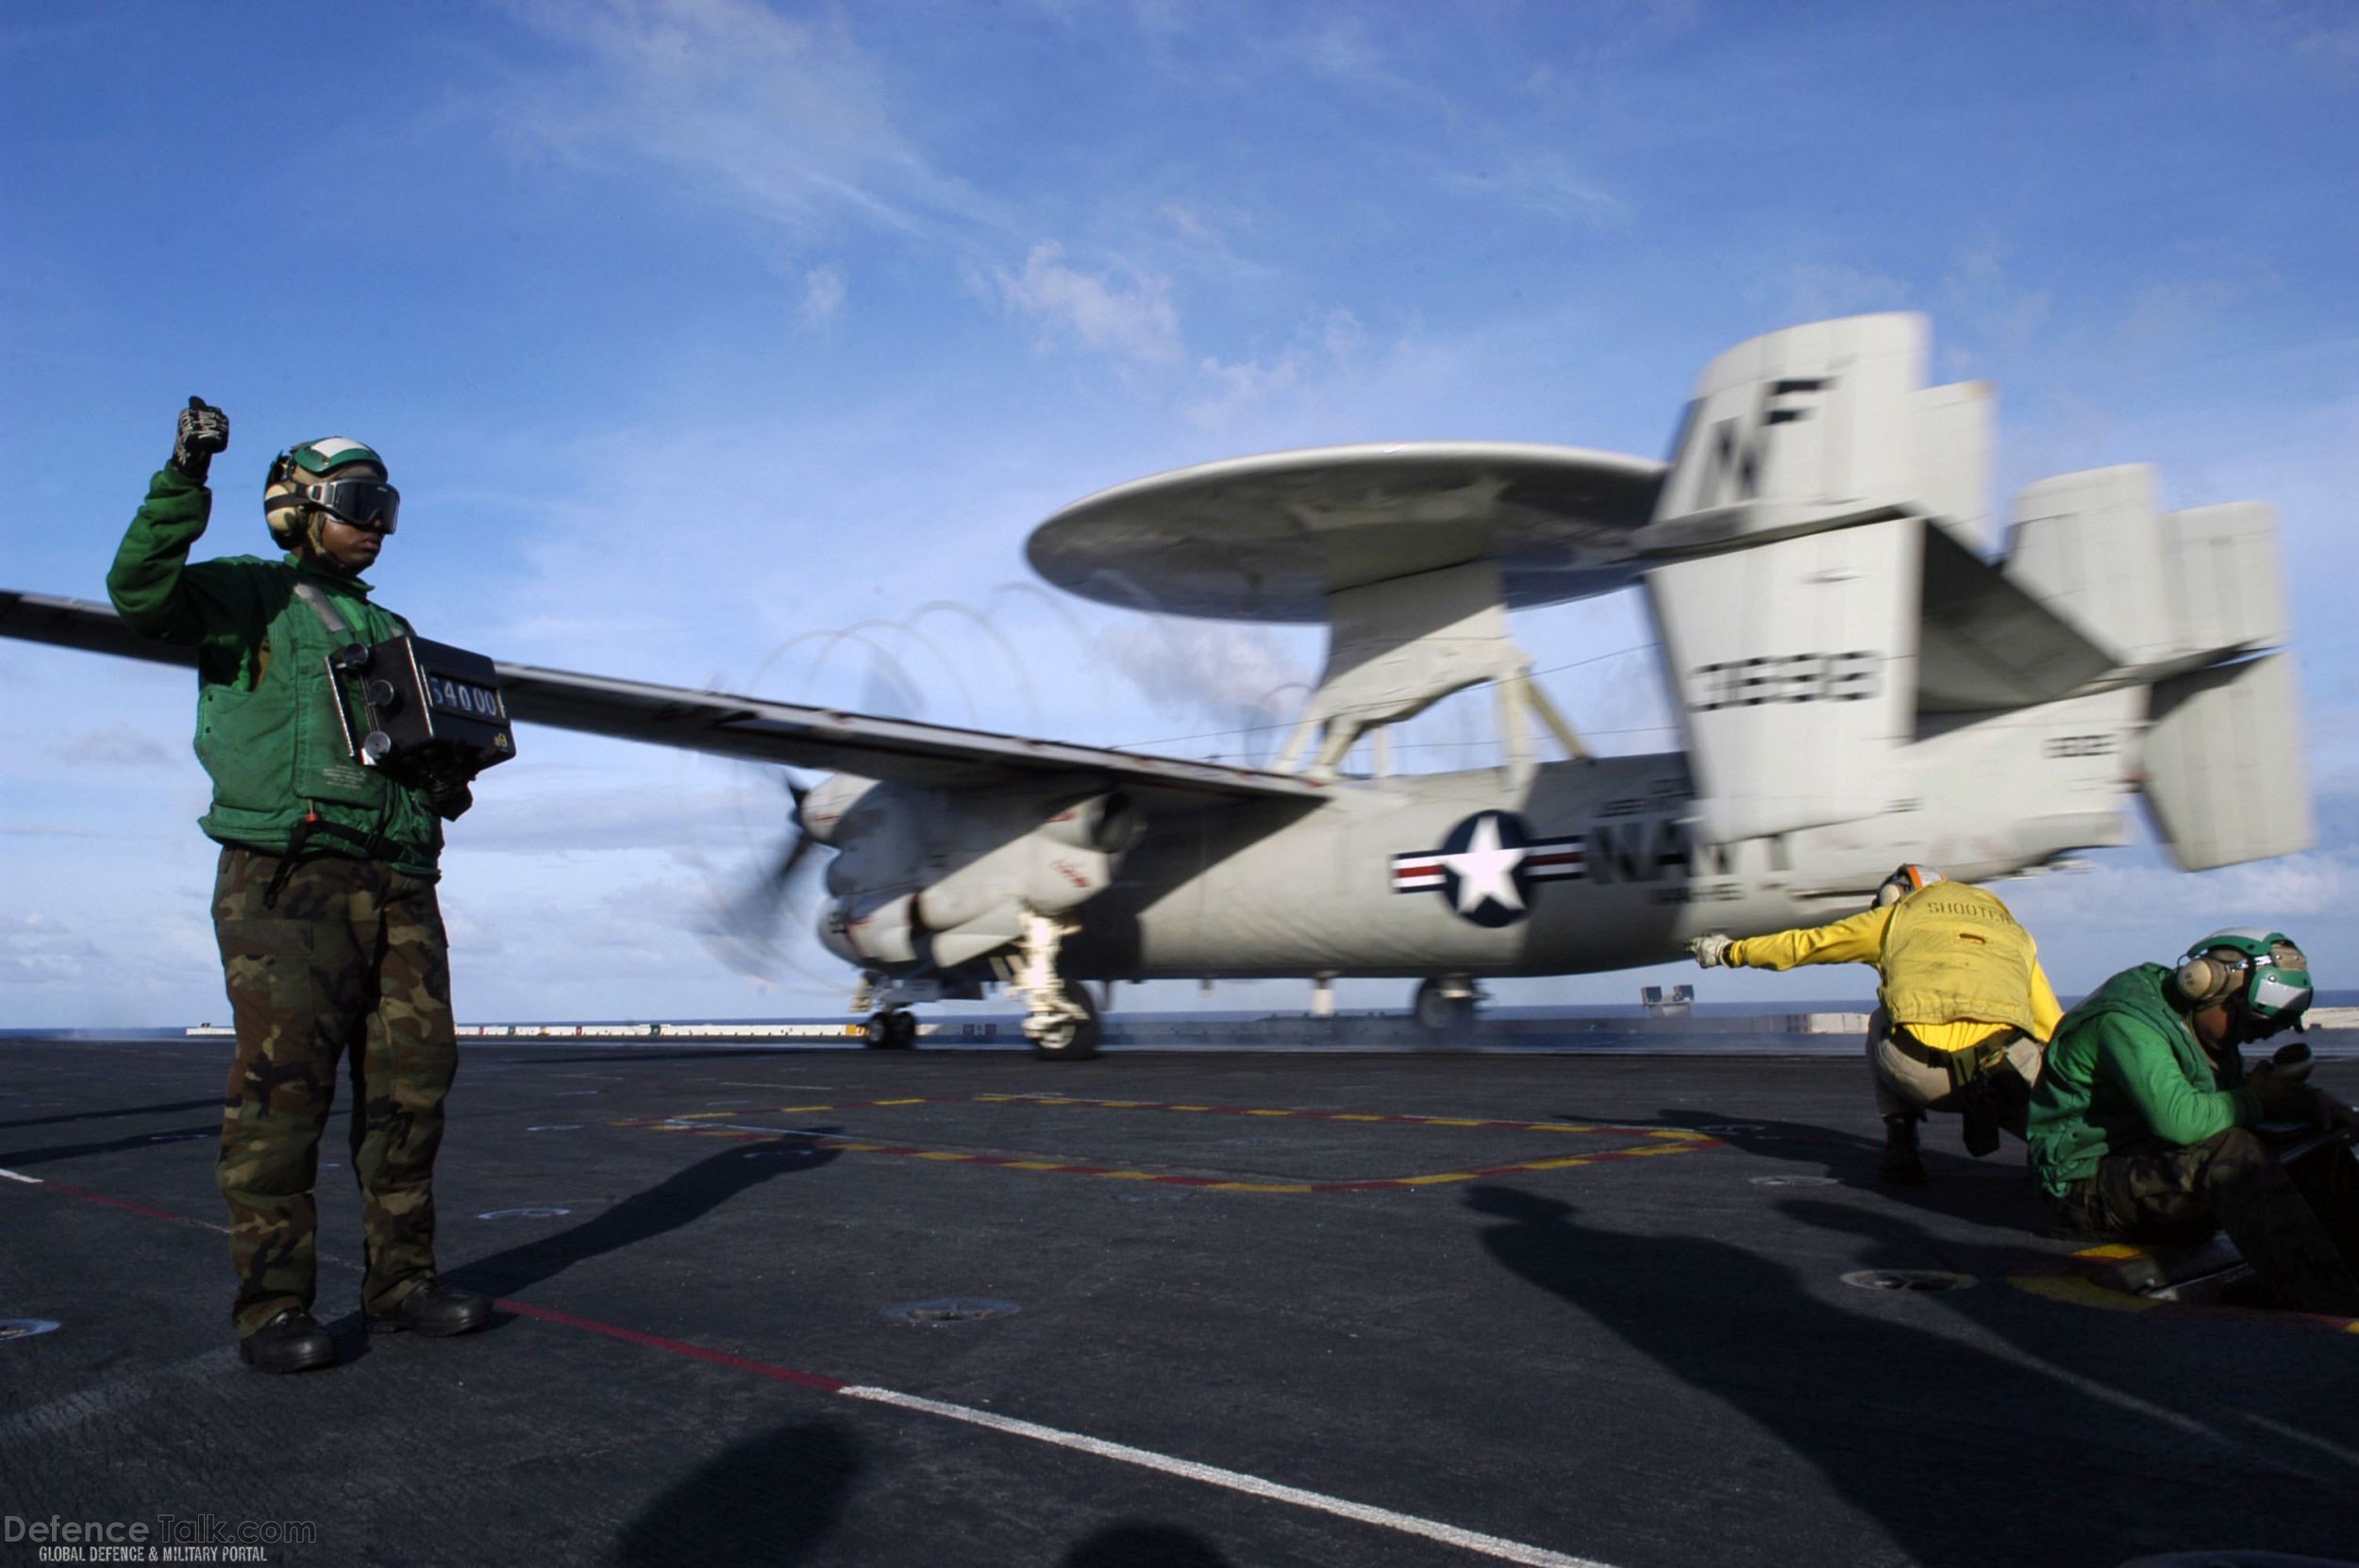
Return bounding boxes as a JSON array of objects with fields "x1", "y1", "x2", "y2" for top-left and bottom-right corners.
[{"x1": 107, "y1": 398, "x2": 491, "y2": 1372}]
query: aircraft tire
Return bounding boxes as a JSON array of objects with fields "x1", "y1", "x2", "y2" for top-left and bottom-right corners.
[
  {"x1": 1413, "y1": 978, "x2": 1476, "y2": 1038},
  {"x1": 887, "y1": 1009, "x2": 919, "y2": 1050},
  {"x1": 1030, "y1": 984, "x2": 1103, "y2": 1061},
  {"x1": 862, "y1": 1012, "x2": 893, "y2": 1049}
]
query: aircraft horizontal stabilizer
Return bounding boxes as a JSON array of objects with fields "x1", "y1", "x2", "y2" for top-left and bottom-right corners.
[
  {"x1": 1916, "y1": 525, "x2": 2115, "y2": 713},
  {"x1": 0, "y1": 591, "x2": 1328, "y2": 811}
]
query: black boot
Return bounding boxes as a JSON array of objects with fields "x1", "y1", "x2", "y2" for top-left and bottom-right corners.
[
  {"x1": 239, "y1": 1308, "x2": 336, "y2": 1374},
  {"x1": 366, "y1": 1278, "x2": 491, "y2": 1338},
  {"x1": 1880, "y1": 1114, "x2": 1929, "y2": 1186}
]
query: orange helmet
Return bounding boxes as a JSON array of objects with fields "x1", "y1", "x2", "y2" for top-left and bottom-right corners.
[{"x1": 1873, "y1": 864, "x2": 1946, "y2": 908}]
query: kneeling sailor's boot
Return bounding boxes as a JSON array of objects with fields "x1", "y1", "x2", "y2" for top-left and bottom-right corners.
[
  {"x1": 366, "y1": 1278, "x2": 491, "y2": 1338},
  {"x1": 239, "y1": 1308, "x2": 336, "y2": 1374},
  {"x1": 1879, "y1": 1113, "x2": 1929, "y2": 1186}
]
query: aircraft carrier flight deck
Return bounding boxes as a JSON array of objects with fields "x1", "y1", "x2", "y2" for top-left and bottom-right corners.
[{"x1": 5, "y1": 1026, "x2": 2355, "y2": 1568}]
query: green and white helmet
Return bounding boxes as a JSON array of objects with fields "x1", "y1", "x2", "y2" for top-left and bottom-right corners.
[
  {"x1": 2176, "y1": 928, "x2": 2314, "y2": 1028},
  {"x1": 263, "y1": 437, "x2": 394, "y2": 546}
]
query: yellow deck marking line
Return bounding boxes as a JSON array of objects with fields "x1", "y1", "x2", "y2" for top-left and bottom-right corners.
[{"x1": 617, "y1": 1095, "x2": 1727, "y2": 1193}]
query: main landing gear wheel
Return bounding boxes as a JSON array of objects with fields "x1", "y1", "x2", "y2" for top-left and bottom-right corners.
[
  {"x1": 863, "y1": 1009, "x2": 918, "y2": 1050},
  {"x1": 1413, "y1": 977, "x2": 1477, "y2": 1038},
  {"x1": 1030, "y1": 982, "x2": 1102, "y2": 1062}
]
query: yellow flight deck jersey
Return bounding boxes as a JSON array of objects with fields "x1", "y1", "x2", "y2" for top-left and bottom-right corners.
[{"x1": 1726, "y1": 884, "x2": 2064, "y2": 1055}]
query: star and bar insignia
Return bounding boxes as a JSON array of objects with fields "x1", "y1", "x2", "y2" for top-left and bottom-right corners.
[{"x1": 1390, "y1": 810, "x2": 1584, "y2": 928}]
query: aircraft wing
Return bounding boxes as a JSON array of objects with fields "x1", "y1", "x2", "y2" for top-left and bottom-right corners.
[{"x1": 0, "y1": 589, "x2": 1328, "y2": 808}]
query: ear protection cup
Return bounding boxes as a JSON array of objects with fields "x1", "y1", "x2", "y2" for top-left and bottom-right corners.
[{"x1": 2172, "y1": 954, "x2": 2239, "y2": 1007}]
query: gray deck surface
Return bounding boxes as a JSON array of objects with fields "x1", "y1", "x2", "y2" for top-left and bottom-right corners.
[{"x1": 3, "y1": 1037, "x2": 2354, "y2": 1568}]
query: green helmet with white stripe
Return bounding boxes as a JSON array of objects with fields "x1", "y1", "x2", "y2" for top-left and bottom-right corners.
[{"x1": 264, "y1": 437, "x2": 393, "y2": 546}]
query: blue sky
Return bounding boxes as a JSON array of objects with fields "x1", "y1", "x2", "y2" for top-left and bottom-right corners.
[{"x1": 4, "y1": 0, "x2": 2356, "y2": 1025}]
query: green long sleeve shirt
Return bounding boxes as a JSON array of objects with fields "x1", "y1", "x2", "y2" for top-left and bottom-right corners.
[{"x1": 2026, "y1": 963, "x2": 2258, "y2": 1195}]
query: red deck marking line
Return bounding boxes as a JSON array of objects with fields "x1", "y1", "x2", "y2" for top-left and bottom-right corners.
[
  {"x1": 39, "y1": 1179, "x2": 192, "y2": 1223},
  {"x1": 495, "y1": 1300, "x2": 848, "y2": 1391}
]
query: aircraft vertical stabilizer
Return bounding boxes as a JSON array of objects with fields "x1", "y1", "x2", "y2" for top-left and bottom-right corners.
[
  {"x1": 1647, "y1": 518, "x2": 1922, "y2": 844},
  {"x1": 1644, "y1": 313, "x2": 1993, "y2": 844},
  {"x1": 2140, "y1": 653, "x2": 2314, "y2": 870},
  {"x1": 2001, "y1": 465, "x2": 2308, "y2": 869},
  {"x1": 1648, "y1": 312, "x2": 1992, "y2": 554},
  {"x1": 2004, "y1": 467, "x2": 2289, "y2": 676}
]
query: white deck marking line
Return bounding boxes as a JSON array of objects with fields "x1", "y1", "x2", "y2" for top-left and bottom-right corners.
[
  {"x1": 0, "y1": 1168, "x2": 43, "y2": 1184},
  {"x1": 839, "y1": 1385, "x2": 1620, "y2": 1568}
]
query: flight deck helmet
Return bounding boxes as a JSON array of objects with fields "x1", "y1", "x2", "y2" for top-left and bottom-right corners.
[
  {"x1": 264, "y1": 437, "x2": 398, "y2": 546},
  {"x1": 2172, "y1": 929, "x2": 2314, "y2": 1033},
  {"x1": 1873, "y1": 864, "x2": 1946, "y2": 909}
]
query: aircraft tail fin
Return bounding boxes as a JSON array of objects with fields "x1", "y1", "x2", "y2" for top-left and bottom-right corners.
[
  {"x1": 1645, "y1": 518, "x2": 1922, "y2": 844},
  {"x1": 1999, "y1": 465, "x2": 2308, "y2": 870},
  {"x1": 2002, "y1": 465, "x2": 2290, "y2": 676},
  {"x1": 2139, "y1": 653, "x2": 2314, "y2": 870},
  {"x1": 1648, "y1": 312, "x2": 1993, "y2": 553},
  {"x1": 1643, "y1": 313, "x2": 1995, "y2": 843}
]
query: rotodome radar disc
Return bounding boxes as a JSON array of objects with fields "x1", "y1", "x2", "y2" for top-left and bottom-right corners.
[{"x1": 1028, "y1": 442, "x2": 1667, "y2": 623}]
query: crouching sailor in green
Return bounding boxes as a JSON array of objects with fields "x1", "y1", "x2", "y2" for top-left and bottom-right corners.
[
  {"x1": 2028, "y1": 929, "x2": 2359, "y2": 1314},
  {"x1": 107, "y1": 398, "x2": 491, "y2": 1373}
]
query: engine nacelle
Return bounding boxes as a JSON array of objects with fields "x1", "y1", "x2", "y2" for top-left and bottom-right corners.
[
  {"x1": 818, "y1": 890, "x2": 918, "y2": 968},
  {"x1": 916, "y1": 792, "x2": 1141, "y2": 933},
  {"x1": 1035, "y1": 792, "x2": 1145, "y2": 855},
  {"x1": 800, "y1": 775, "x2": 886, "y2": 847}
]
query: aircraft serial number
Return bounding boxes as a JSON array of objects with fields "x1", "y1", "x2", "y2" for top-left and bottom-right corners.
[{"x1": 1687, "y1": 651, "x2": 1880, "y2": 711}]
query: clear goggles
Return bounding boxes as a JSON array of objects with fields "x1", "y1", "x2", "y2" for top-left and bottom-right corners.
[{"x1": 289, "y1": 479, "x2": 400, "y2": 534}]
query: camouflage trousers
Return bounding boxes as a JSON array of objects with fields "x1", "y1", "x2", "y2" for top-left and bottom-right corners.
[
  {"x1": 212, "y1": 846, "x2": 458, "y2": 1336},
  {"x1": 2048, "y1": 1126, "x2": 2359, "y2": 1316}
]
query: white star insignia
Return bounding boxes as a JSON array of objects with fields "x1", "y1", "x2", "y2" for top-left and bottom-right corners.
[{"x1": 1443, "y1": 813, "x2": 1526, "y2": 915}]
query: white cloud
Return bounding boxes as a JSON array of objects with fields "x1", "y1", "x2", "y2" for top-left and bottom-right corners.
[
  {"x1": 48, "y1": 723, "x2": 174, "y2": 769},
  {"x1": 0, "y1": 913, "x2": 97, "y2": 983},
  {"x1": 1755, "y1": 262, "x2": 1912, "y2": 326},
  {"x1": 993, "y1": 242, "x2": 1184, "y2": 366},
  {"x1": 1099, "y1": 619, "x2": 1314, "y2": 761},
  {"x1": 798, "y1": 263, "x2": 847, "y2": 328},
  {"x1": 504, "y1": 0, "x2": 1003, "y2": 244}
]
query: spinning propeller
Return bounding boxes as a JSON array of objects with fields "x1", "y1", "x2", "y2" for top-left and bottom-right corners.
[{"x1": 698, "y1": 774, "x2": 828, "y2": 980}]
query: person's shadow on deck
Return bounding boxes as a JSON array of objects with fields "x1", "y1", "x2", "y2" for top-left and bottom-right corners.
[{"x1": 453, "y1": 1133, "x2": 841, "y2": 1303}]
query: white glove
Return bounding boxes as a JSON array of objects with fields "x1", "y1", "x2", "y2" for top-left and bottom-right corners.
[{"x1": 1691, "y1": 932, "x2": 1733, "y2": 968}]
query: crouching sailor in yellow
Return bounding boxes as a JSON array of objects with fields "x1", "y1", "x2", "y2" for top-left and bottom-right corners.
[{"x1": 1691, "y1": 866, "x2": 2063, "y2": 1185}]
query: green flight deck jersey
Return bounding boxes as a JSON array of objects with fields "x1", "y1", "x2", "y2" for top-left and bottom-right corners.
[
  {"x1": 2026, "y1": 963, "x2": 2261, "y2": 1197},
  {"x1": 105, "y1": 467, "x2": 445, "y2": 876}
]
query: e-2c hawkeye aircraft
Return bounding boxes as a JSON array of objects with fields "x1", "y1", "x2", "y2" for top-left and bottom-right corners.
[{"x1": 0, "y1": 315, "x2": 2312, "y2": 1059}]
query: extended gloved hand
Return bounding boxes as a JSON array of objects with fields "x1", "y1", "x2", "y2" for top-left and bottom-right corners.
[
  {"x1": 171, "y1": 396, "x2": 230, "y2": 483},
  {"x1": 1691, "y1": 932, "x2": 1733, "y2": 968}
]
